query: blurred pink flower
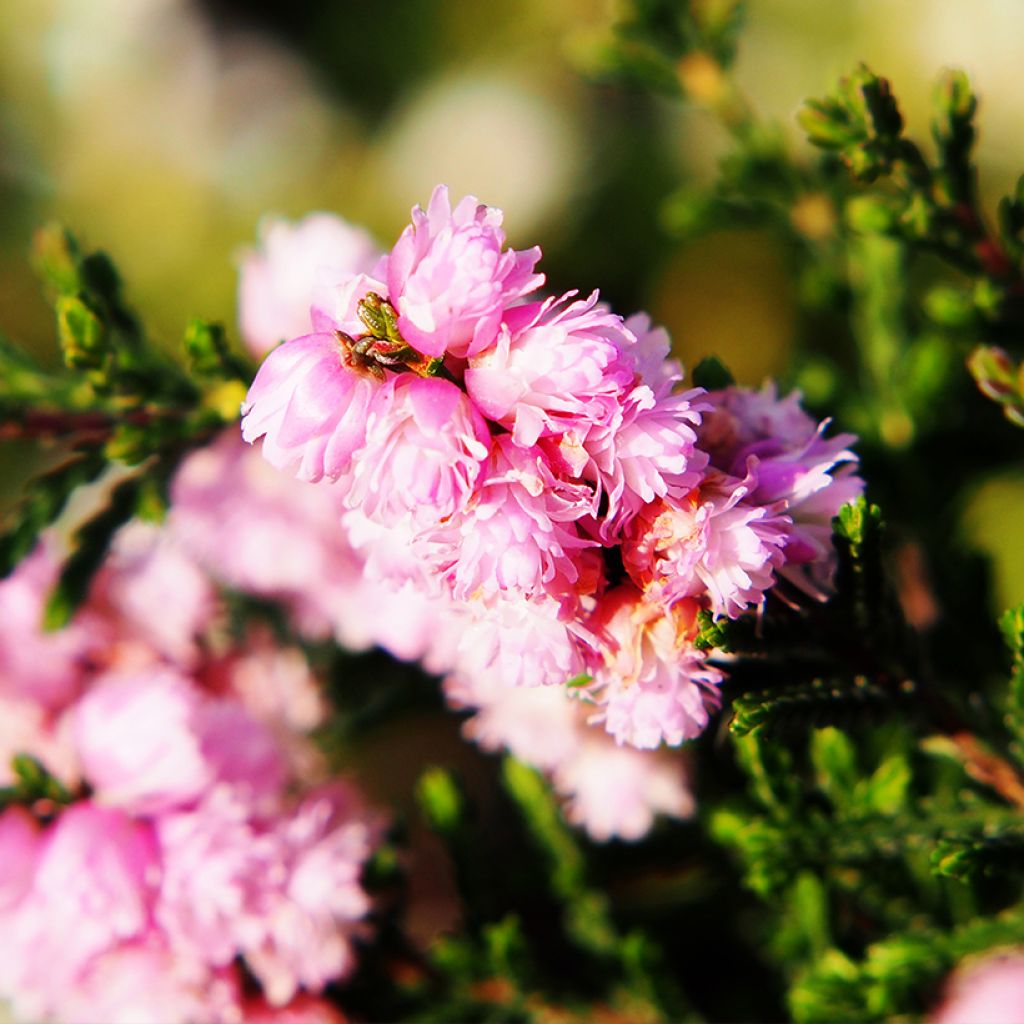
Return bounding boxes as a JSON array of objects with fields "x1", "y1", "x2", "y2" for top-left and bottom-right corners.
[
  {"x1": 240, "y1": 213, "x2": 381, "y2": 358},
  {"x1": 386, "y1": 184, "x2": 543, "y2": 359},
  {"x1": 932, "y1": 952, "x2": 1024, "y2": 1024},
  {"x1": 241, "y1": 332, "x2": 385, "y2": 482},
  {"x1": 3, "y1": 803, "x2": 159, "y2": 1020}
]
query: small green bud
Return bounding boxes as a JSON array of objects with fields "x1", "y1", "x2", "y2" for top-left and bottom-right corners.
[
  {"x1": 933, "y1": 69, "x2": 976, "y2": 126},
  {"x1": 845, "y1": 195, "x2": 897, "y2": 234},
  {"x1": 967, "y1": 345, "x2": 1016, "y2": 401},
  {"x1": 416, "y1": 767, "x2": 463, "y2": 834},
  {"x1": 56, "y1": 295, "x2": 107, "y2": 370},
  {"x1": 923, "y1": 286, "x2": 974, "y2": 327},
  {"x1": 31, "y1": 223, "x2": 82, "y2": 295}
]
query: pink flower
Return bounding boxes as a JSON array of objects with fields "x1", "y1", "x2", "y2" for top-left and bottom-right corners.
[
  {"x1": 622, "y1": 470, "x2": 789, "y2": 619},
  {"x1": 239, "y1": 213, "x2": 382, "y2": 358},
  {"x1": 454, "y1": 594, "x2": 590, "y2": 689},
  {"x1": 0, "y1": 540, "x2": 100, "y2": 711},
  {"x1": 699, "y1": 383, "x2": 864, "y2": 596},
  {"x1": 553, "y1": 735, "x2": 694, "y2": 842},
  {"x1": 244, "y1": 994, "x2": 350, "y2": 1024},
  {"x1": 156, "y1": 784, "x2": 383, "y2": 1008},
  {"x1": 347, "y1": 375, "x2": 490, "y2": 526},
  {"x1": 4, "y1": 804, "x2": 159, "y2": 1019},
  {"x1": 385, "y1": 185, "x2": 543, "y2": 359},
  {"x1": 586, "y1": 586, "x2": 723, "y2": 748},
  {"x1": 56, "y1": 938, "x2": 242, "y2": 1024},
  {"x1": 576, "y1": 381, "x2": 709, "y2": 542},
  {"x1": 96, "y1": 522, "x2": 216, "y2": 668},
  {"x1": 75, "y1": 668, "x2": 286, "y2": 813},
  {"x1": 464, "y1": 291, "x2": 634, "y2": 447},
  {"x1": 419, "y1": 436, "x2": 598, "y2": 607},
  {"x1": 241, "y1": 332, "x2": 384, "y2": 483},
  {"x1": 931, "y1": 952, "x2": 1024, "y2": 1024}
]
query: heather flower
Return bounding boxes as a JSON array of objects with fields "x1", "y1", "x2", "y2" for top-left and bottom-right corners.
[
  {"x1": 931, "y1": 952, "x2": 1024, "y2": 1024},
  {"x1": 587, "y1": 585, "x2": 723, "y2": 749},
  {"x1": 553, "y1": 734, "x2": 694, "y2": 842},
  {"x1": 464, "y1": 291, "x2": 634, "y2": 446},
  {"x1": 420, "y1": 435, "x2": 597, "y2": 607},
  {"x1": 241, "y1": 332, "x2": 385, "y2": 483},
  {"x1": 699, "y1": 383, "x2": 864, "y2": 595},
  {"x1": 622, "y1": 469, "x2": 789, "y2": 619},
  {"x1": 4, "y1": 803, "x2": 160, "y2": 1019},
  {"x1": 239, "y1": 213, "x2": 382, "y2": 358},
  {"x1": 385, "y1": 184, "x2": 543, "y2": 359},
  {"x1": 170, "y1": 431, "x2": 379, "y2": 646},
  {"x1": 0, "y1": 539, "x2": 100, "y2": 711},
  {"x1": 579, "y1": 381, "x2": 709, "y2": 541},
  {"x1": 347, "y1": 375, "x2": 490, "y2": 526},
  {"x1": 444, "y1": 666, "x2": 695, "y2": 841},
  {"x1": 454, "y1": 594, "x2": 590, "y2": 689}
]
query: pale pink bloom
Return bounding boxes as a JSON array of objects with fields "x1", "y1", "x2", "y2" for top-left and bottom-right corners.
[
  {"x1": 578, "y1": 382, "x2": 709, "y2": 541},
  {"x1": 244, "y1": 994, "x2": 350, "y2": 1024},
  {"x1": 0, "y1": 540, "x2": 100, "y2": 711},
  {"x1": 76, "y1": 668, "x2": 286, "y2": 813},
  {"x1": 443, "y1": 668, "x2": 695, "y2": 842},
  {"x1": 157, "y1": 784, "x2": 382, "y2": 1007},
  {"x1": 385, "y1": 184, "x2": 543, "y2": 359},
  {"x1": 464, "y1": 291, "x2": 634, "y2": 447},
  {"x1": 96, "y1": 521, "x2": 216, "y2": 668},
  {"x1": 241, "y1": 332, "x2": 384, "y2": 483},
  {"x1": 240, "y1": 213, "x2": 382, "y2": 357},
  {"x1": 931, "y1": 952, "x2": 1024, "y2": 1024},
  {"x1": 419, "y1": 436, "x2": 597, "y2": 607},
  {"x1": 4, "y1": 804, "x2": 159, "y2": 1020},
  {"x1": 622, "y1": 470, "x2": 789, "y2": 619},
  {"x1": 170, "y1": 432, "x2": 371, "y2": 643},
  {"x1": 0, "y1": 806, "x2": 41, "y2": 917},
  {"x1": 444, "y1": 670, "x2": 581, "y2": 772},
  {"x1": 75, "y1": 669, "x2": 216, "y2": 813},
  {"x1": 155, "y1": 789, "x2": 270, "y2": 968},
  {"x1": 587, "y1": 586, "x2": 723, "y2": 749},
  {"x1": 554, "y1": 734, "x2": 694, "y2": 842},
  {"x1": 0, "y1": 694, "x2": 78, "y2": 788},
  {"x1": 56, "y1": 937, "x2": 242, "y2": 1024},
  {"x1": 310, "y1": 270, "x2": 389, "y2": 339},
  {"x1": 246, "y1": 784, "x2": 383, "y2": 1006},
  {"x1": 348, "y1": 375, "x2": 490, "y2": 526},
  {"x1": 620, "y1": 312, "x2": 686, "y2": 391},
  {"x1": 454, "y1": 594, "x2": 589, "y2": 689}
]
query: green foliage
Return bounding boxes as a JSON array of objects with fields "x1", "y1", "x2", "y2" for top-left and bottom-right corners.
[{"x1": 0, "y1": 754, "x2": 73, "y2": 811}]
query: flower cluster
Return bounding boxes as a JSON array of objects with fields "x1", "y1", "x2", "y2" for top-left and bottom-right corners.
[
  {"x1": 240, "y1": 187, "x2": 864, "y2": 756},
  {"x1": 0, "y1": 524, "x2": 382, "y2": 1024}
]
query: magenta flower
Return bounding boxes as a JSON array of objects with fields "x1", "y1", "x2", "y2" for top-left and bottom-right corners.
[
  {"x1": 348, "y1": 375, "x2": 490, "y2": 525},
  {"x1": 622, "y1": 469, "x2": 790, "y2": 619},
  {"x1": 239, "y1": 213, "x2": 382, "y2": 358},
  {"x1": 241, "y1": 332, "x2": 385, "y2": 482},
  {"x1": 419, "y1": 435, "x2": 597, "y2": 606},
  {"x1": 464, "y1": 291, "x2": 634, "y2": 446},
  {"x1": 385, "y1": 184, "x2": 544, "y2": 359}
]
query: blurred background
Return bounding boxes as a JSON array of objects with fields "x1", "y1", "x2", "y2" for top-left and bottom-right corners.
[{"x1": 3, "y1": 0, "x2": 1023, "y2": 608}]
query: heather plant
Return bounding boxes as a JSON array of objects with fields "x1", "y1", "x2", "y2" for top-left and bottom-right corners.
[{"x1": 2, "y1": 2, "x2": 1024, "y2": 1022}]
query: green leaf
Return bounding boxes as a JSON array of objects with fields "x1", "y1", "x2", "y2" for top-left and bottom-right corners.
[
  {"x1": 691, "y1": 355, "x2": 735, "y2": 391},
  {"x1": 0, "y1": 449, "x2": 108, "y2": 579},
  {"x1": 44, "y1": 473, "x2": 146, "y2": 629},
  {"x1": 416, "y1": 766, "x2": 464, "y2": 835}
]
